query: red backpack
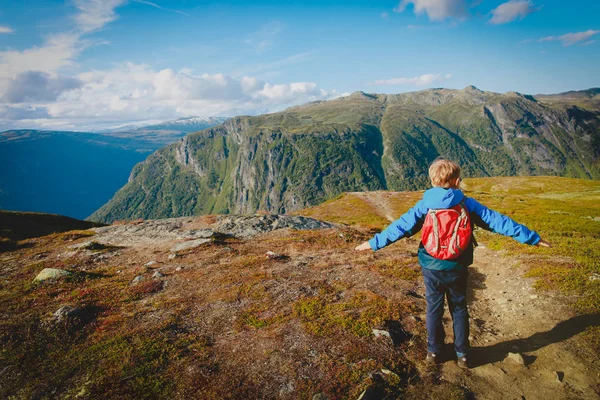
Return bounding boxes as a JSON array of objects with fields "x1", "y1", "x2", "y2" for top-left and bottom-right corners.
[{"x1": 422, "y1": 200, "x2": 472, "y2": 260}]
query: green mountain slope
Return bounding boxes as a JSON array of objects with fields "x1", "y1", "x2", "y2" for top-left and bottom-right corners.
[{"x1": 90, "y1": 87, "x2": 600, "y2": 223}]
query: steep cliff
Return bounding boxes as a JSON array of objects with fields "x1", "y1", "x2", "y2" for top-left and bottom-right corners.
[{"x1": 89, "y1": 87, "x2": 600, "y2": 223}]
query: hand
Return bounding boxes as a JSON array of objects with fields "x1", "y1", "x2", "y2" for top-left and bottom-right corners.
[
  {"x1": 354, "y1": 241, "x2": 372, "y2": 251},
  {"x1": 536, "y1": 239, "x2": 552, "y2": 248}
]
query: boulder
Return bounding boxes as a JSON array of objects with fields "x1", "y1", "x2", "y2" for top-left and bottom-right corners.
[
  {"x1": 170, "y1": 238, "x2": 212, "y2": 253},
  {"x1": 68, "y1": 241, "x2": 105, "y2": 251},
  {"x1": 215, "y1": 214, "x2": 334, "y2": 239},
  {"x1": 178, "y1": 229, "x2": 214, "y2": 240},
  {"x1": 33, "y1": 268, "x2": 72, "y2": 283},
  {"x1": 505, "y1": 352, "x2": 526, "y2": 365}
]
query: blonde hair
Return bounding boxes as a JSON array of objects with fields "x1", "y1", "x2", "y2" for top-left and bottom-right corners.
[{"x1": 429, "y1": 158, "x2": 461, "y2": 188}]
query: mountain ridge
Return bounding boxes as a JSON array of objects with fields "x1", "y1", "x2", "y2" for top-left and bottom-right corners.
[{"x1": 89, "y1": 86, "x2": 600, "y2": 223}]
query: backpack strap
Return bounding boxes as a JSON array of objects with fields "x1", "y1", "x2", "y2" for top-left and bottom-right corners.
[
  {"x1": 428, "y1": 209, "x2": 440, "y2": 254},
  {"x1": 448, "y1": 201, "x2": 468, "y2": 254}
]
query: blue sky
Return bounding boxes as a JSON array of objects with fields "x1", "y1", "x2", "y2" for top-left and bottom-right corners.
[{"x1": 0, "y1": 0, "x2": 598, "y2": 130}]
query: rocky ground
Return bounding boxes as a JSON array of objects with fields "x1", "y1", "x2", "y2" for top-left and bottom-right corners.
[
  {"x1": 1, "y1": 205, "x2": 599, "y2": 399},
  {"x1": 433, "y1": 245, "x2": 600, "y2": 400}
]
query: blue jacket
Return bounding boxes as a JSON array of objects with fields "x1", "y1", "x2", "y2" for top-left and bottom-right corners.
[{"x1": 368, "y1": 187, "x2": 541, "y2": 271}]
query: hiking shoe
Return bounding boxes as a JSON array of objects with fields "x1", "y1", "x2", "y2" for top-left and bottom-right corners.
[
  {"x1": 456, "y1": 354, "x2": 469, "y2": 369},
  {"x1": 425, "y1": 352, "x2": 440, "y2": 365}
]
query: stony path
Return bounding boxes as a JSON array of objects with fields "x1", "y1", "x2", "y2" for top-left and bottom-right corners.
[{"x1": 436, "y1": 246, "x2": 600, "y2": 400}]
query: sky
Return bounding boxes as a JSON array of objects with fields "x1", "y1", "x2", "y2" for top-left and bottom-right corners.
[{"x1": 0, "y1": 0, "x2": 598, "y2": 131}]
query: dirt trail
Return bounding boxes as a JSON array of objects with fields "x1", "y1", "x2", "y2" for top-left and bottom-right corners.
[
  {"x1": 432, "y1": 246, "x2": 600, "y2": 399},
  {"x1": 358, "y1": 192, "x2": 600, "y2": 398},
  {"x1": 352, "y1": 192, "x2": 397, "y2": 222}
]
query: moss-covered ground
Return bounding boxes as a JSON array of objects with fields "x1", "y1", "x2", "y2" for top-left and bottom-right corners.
[{"x1": 1, "y1": 176, "x2": 598, "y2": 399}]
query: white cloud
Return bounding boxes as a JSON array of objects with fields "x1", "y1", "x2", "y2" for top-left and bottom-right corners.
[
  {"x1": 0, "y1": 0, "x2": 126, "y2": 81},
  {"x1": 394, "y1": 0, "x2": 469, "y2": 22},
  {"x1": 0, "y1": 26, "x2": 13, "y2": 34},
  {"x1": 2, "y1": 71, "x2": 82, "y2": 103},
  {"x1": 132, "y1": 0, "x2": 192, "y2": 17},
  {"x1": 538, "y1": 30, "x2": 600, "y2": 46},
  {"x1": 381, "y1": 12, "x2": 390, "y2": 20},
  {"x1": 372, "y1": 73, "x2": 452, "y2": 86},
  {"x1": 2, "y1": 63, "x2": 336, "y2": 130},
  {"x1": 73, "y1": 0, "x2": 126, "y2": 33},
  {"x1": 0, "y1": 5, "x2": 335, "y2": 130},
  {"x1": 0, "y1": 33, "x2": 80, "y2": 79},
  {"x1": 489, "y1": 1, "x2": 538, "y2": 25}
]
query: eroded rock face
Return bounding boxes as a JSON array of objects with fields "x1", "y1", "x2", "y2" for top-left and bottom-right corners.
[
  {"x1": 90, "y1": 88, "x2": 600, "y2": 224},
  {"x1": 214, "y1": 214, "x2": 334, "y2": 239},
  {"x1": 89, "y1": 215, "x2": 334, "y2": 249}
]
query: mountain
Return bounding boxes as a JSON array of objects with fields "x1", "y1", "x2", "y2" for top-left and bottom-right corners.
[
  {"x1": 137, "y1": 116, "x2": 230, "y2": 133},
  {"x1": 97, "y1": 116, "x2": 230, "y2": 146},
  {"x1": 89, "y1": 86, "x2": 600, "y2": 223}
]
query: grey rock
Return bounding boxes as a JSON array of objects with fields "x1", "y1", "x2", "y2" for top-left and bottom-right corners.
[
  {"x1": 152, "y1": 271, "x2": 164, "y2": 279},
  {"x1": 33, "y1": 268, "x2": 72, "y2": 282},
  {"x1": 312, "y1": 393, "x2": 328, "y2": 400},
  {"x1": 266, "y1": 251, "x2": 283, "y2": 260},
  {"x1": 53, "y1": 305, "x2": 81, "y2": 322},
  {"x1": 177, "y1": 229, "x2": 214, "y2": 240},
  {"x1": 279, "y1": 382, "x2": 295, "y2": 396},
  {"x1": 88, "y1": 215, "x2": 334, "y2": 248},
  {"x1": 145, "y1": 260, "x2": 159, "y2": 267},
  {"x1": 168, "y1": 253, "x2": 178, "y2": 260},
  {"x1": 48, "y1": 305, "x2": 98, "y2": 330},
  {"x1": 506, "y1": 352, "x2": 526, "y2": 365},
  {"x1": 372, "y1": 329, "x2": 391, "y2": 339},
  {"x1": 59, "y1": 250, "x2": 79, "y2": 259},
  {"x1": 67, "y1": 241, "x2": 104, "y2": 251},
  {"x1": 215, "y1": 214, "x2": 334, "y2": 239},
  {"x1": 170, "y1": 238, "x2": 212, "y2": 252},
  {"x1": 131, "y1": 275, "x2": 144, "y2": 285},
  {"x1": 175, "y1": 266, "x2": 183, "y2": 271}
]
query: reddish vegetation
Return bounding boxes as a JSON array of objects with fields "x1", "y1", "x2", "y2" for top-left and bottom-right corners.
[{"x1": 1, "y1": 177, "x2": 599, "y2": 399}]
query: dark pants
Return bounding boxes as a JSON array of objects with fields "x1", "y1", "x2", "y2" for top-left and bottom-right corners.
[{"x1": 421, "y1": 267, "x2": 470, "y2": 355}]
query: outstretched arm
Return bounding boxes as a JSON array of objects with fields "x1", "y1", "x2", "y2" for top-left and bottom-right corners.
[
  {"x1": 354, "y1": 200, "x2": 428, "y2": 252},
  {"x1": 466, "y1": 197, "x2": 547, "y2": 245}
]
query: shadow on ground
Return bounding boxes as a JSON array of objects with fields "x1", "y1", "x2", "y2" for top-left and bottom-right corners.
[
  {"x1": 466, "y1": 266, "x2": 487, "y2": 305},
  {"x1": 470, "y1": 313, "x2": 600, "y2": 367}
]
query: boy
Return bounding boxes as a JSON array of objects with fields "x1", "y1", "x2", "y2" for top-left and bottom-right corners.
[{"x1": 354, "y1": 158, "x2": 550, "y2": 369}]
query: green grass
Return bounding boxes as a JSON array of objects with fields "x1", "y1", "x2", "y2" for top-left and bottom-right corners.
[
  {"x1": 294, "y1": 288, "x2": 413, "y2": 337},
  {"x1": 463, "y1": 177, "x2": 600, "y2": 345},
  {"x1": 304, "y1": 176, "x2": 600, "y2": 348}
]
